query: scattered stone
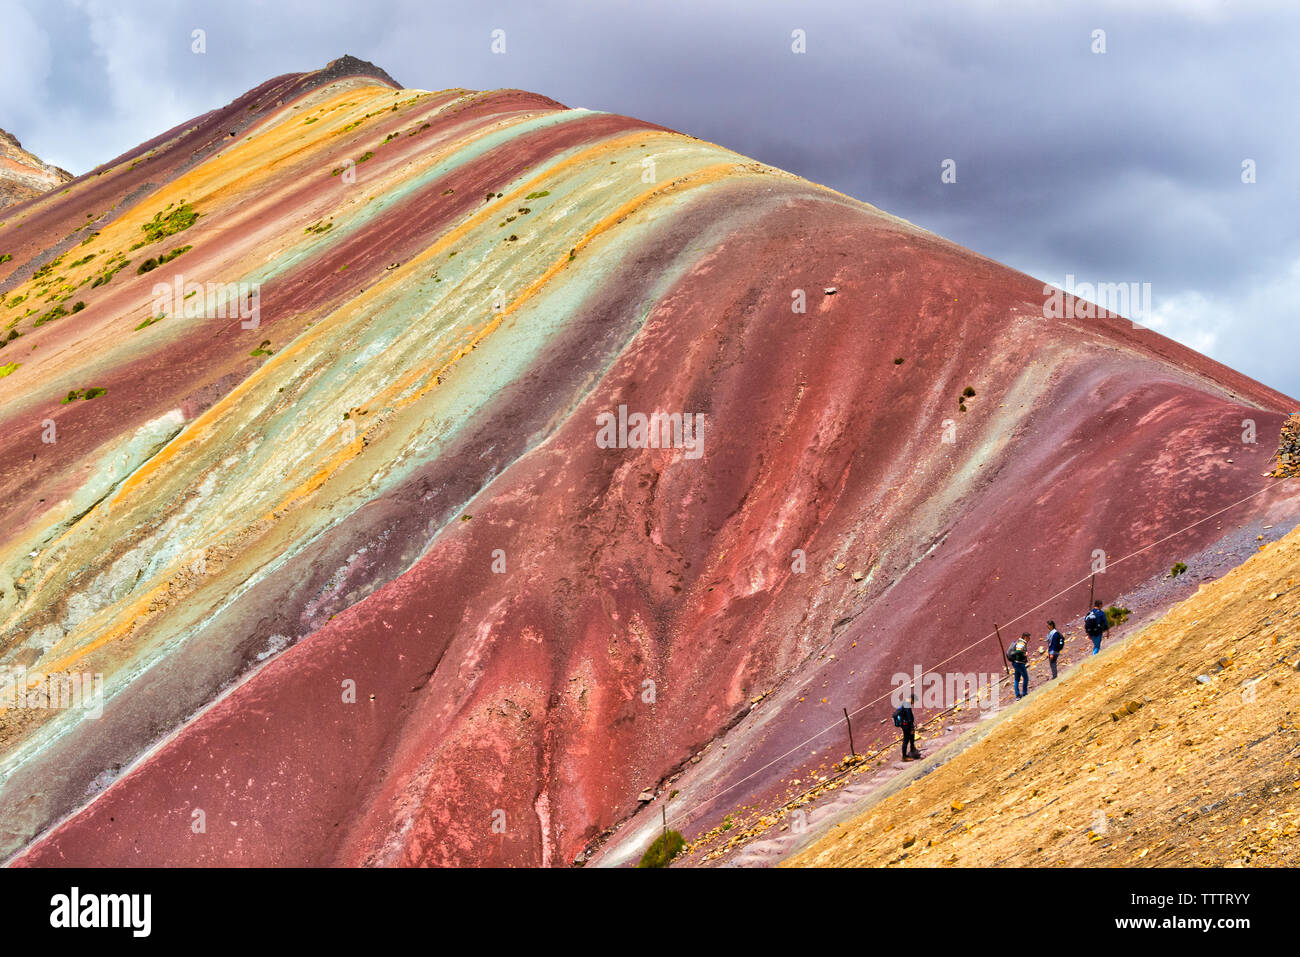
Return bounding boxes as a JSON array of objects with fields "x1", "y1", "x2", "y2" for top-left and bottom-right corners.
[{"x1": 638, "y1": 789, "x2": 654, "y2": 802}]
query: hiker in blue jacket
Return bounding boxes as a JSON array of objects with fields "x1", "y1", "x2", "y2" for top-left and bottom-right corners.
[
  {"x1": 1046, "y1": 620, "x2": 1065, "y2": 678},
  {"x1": 1083, "y1": 601, "x2": 1110, "y2": 655}
]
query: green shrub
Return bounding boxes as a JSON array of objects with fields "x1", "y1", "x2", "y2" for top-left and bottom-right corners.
[
  {"x1": 134, "y1": 202, "x2": 200, "y2": 248},
  {"x1": 636, "y1": 830, "x2": 685, "y2": 868},
  {"x1": 1170, "y1": 562, "x2": 1187, "y2": 578},
  {"x1": 137, "y1": 245, "x2": 191, "y2": 274},
  {"x1": 33, "y1": 304, "x2": 68, "y2": 327},
  {"x1": 1107, "y1": 605, "x2": 1131, "y2": 625},
  {"x1": 61, "y1": 386, "x2": 107, "y2": 403}
]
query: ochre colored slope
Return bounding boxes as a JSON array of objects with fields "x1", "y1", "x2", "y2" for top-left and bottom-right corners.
[
  {"x1": 2, "y1": 59, "x2": 1298, "y2": 867},
  {"x1": 787, "y1": 522, "x2": 1300, "y2": 868}
]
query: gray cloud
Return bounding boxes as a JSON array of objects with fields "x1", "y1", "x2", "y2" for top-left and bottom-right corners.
[{"x1": 3, "y1": 0, "x2": 1296, "y2": 398}]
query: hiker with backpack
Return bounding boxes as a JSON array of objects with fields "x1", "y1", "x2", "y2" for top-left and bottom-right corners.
[
  {"x1": 1007, "y1": 632, "x2": 1031, "y2": 698},
  {"x1": 893, "y1": 694, "x2": 922, "y2": 761},
  {"x1": 1046, "y1": 620, "x2": 1065, "y2": 679},
  {"x1": 1083, "y1": 601, "x2": 1110, "y2": 655}
]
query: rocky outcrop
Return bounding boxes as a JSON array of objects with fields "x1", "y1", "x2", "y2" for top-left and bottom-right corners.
[
  {"x1": 1277, "y1": 413, "x2": 1300, "y2": 478},
  {"x1": 0, "y1": 128, "x2": 71, "y2": 210}
]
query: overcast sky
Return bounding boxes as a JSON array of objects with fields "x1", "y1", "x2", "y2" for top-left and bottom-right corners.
[{"x1": 3, "y1": 0, "x2": 1297, "y2": 398}]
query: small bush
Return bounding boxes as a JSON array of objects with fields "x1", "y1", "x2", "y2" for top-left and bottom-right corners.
[
  {"x1": 636, "y1": 830, "x2": 685, "y2": 868},
  {"x1": 894, "y1": 357, "x2": 904, "y2": 365},
  {"x1": 61, "y1": 386, "x2": 107, "y2": 403},
  {"x1": 137, "y1": 202, "x2": 199, "y2": 247},
  {"x1": 1170, "y1": 562, "x2": 1187, "y2": 578},
  {"x1": 1107, "y1": 605, "x2": 1131, "y2": 625},
  {"x1": 962, "y1": 386, "x2": 976, "y2": 398},
  {"x1": 33, "y1": 304, "x2": 68, "y2": 328}
]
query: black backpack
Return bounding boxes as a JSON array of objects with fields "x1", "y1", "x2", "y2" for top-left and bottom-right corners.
[
  {"x1": 892, "y1": 707, "x2": 905, "y2": 728},
  {"x1": 1085, "y1": 609, "x2": 1104, "y2": 636}
]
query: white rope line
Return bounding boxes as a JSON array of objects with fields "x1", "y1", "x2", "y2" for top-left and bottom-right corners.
[{"x1": 668, "y1": 480, "x2": 1278, "y2": 827}]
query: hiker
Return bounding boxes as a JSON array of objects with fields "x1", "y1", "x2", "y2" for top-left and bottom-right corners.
[
  {"x1": 1083, "y1": 601, "x2": 1110, "y2": 655},
  {"x1": 1046, "y1": 619, "x2": 1065, "y2": 679},
  {"x1": 893, "y1": 694, "x2": 922, "y2": 761},
  {"x1": 1007, "y1": 632, "x2": 1030, "y2": 698}
]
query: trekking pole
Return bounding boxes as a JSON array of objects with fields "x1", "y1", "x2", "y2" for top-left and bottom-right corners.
[
  {"x1": 842, "y1": 707, "x2": 857, "y2": 759},
  {"x1": 993, "y1": 622, "x2": 1010, "y2": 677}
]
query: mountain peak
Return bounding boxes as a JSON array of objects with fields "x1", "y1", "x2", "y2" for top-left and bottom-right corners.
[
  {"x1": 313, "y1": 54, "x2": 402, "y2": 90},
  {"x1": 0, "y1": 126, "x2": 72, "y2": 210},
  {"x1": 1, "y1": 68, "x2": 1297, "y2": 869}
]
